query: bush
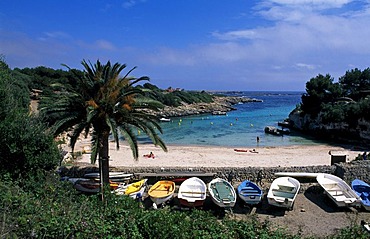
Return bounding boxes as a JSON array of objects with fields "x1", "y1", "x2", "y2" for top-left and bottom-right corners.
[{"x1": 0, "y1": 108, "x2": 60, "y2": 180}]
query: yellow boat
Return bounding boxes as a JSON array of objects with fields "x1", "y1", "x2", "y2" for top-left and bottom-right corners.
[
  {"x1": 124, "y1": 179, "x2": 147, "y2": 196},
  {"x1": 148, "y1": 180, "x2": 176, "y2": 206}
]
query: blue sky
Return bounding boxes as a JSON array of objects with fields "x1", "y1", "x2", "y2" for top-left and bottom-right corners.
[{"x1": 1, "y1": 0, "x2": 370, "y2": 91}]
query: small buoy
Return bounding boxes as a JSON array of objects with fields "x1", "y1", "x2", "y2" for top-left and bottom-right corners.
[
  {"x1": 250, "y1": 124, "x2": 253, "y2": 127},
  {"x1": 210, "y1": 122, "x2": 213, "y2": 125},
  {"x1": 230, "y1": 123, "x2": 233, "y2": 126}
]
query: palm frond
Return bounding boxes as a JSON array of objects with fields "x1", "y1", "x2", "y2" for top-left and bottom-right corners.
[{"x1": 119, "y1": 125, "x2": 139, "y2": 160}]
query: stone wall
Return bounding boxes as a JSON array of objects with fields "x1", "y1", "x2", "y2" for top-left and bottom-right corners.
[{"x1": 60, "y1": 160, "x2": 370, "y2": 184}]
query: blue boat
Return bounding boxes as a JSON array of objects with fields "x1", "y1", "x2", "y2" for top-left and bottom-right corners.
[
  {"x1": 351, "y1": 179, "x2": 370, "y2": 211},
  {"x1": 237, "y1": 180, "x2": 263, "y2": 205}
]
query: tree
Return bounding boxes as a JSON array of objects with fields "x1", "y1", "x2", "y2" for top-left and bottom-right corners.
[
  {"x1": 339, "y1": 68, "x2": 370, "y2": 101},
  {"x1": 301, "y1": 74, "x2": 342, "y2": 115},
  {"x1": 39, "y1": 60, "x2": 167, "y2": 187}
]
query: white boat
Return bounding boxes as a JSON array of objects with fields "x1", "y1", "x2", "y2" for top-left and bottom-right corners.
[
  {"x1": 274, "y1": 172, "x2": 321, "y2": 178},
  {"x1": 267, "y1": 176, "x2": 300, "y2": 210},
  {"x1": 148, "y1": 180, "x2": 176, "y2": 207},
  {"x1": 159, "y1": 117, "x2": 171, "y2": 122},
  {"x1": 178, "y1": 177, "x2": 207, "y2": 207},
  {"x1": 83, "y1": 172, "x2": 132, "y2": 181},
  {"x1": 316, "y1": 173, "x2": 361, "y2": 208},
  {"x1": 208, "y1": 178, "x2": 236, "y2": 208},
  {"x1": 114, "y1": 179, "x2": 148, "y2": 200}
]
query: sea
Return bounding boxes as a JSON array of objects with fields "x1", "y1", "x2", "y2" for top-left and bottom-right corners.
[{"x1": 139, "y1": 91, "x2": 321, "y2": 147}]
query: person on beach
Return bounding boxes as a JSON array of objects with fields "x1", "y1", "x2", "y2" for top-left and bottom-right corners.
[{"x1": 144, "y1": 152, "x2": 155, "y2": 159}]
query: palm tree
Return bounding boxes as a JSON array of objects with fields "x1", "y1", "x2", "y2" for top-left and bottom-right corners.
[{"x1": 40, "y1": 59, "x2": 167, "y2": 187}]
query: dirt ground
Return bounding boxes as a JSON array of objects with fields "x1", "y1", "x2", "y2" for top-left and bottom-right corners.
[{"x1": 139, "y1": 180, "x2": 370, "y2": 238}]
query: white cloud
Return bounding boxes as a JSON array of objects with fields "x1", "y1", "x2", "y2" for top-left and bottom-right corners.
[{"x1": 95, "y1": 40, "x2": 116, "y2": 50}]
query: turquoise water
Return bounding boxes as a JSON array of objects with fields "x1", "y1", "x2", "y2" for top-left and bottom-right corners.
[{"x1": 139, "y1": 91, "x2": 320, "y2": 147}]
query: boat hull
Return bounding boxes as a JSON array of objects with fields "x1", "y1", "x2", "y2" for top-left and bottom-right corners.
[
  {"x1": 148, "y1": 180, "x2": 175, "y2": 206},
  {"x1": 208, "y1": 178, "x2": 236, "y2": 208},
  {"x1": 267, "y1": 177, "x2": 300, "y2": 209},
  {"x1": 351, "y1": 179, "x2": 370, "y2": 211},
  {"x1": 237, "y1": 180, "x2": 263, "y2": 205},
  {"x1": 317, "y1": 174, "x2": 361, "y2": 208},
  {"x1": 178, "y1": 177, "x2": 207, "y2": 208}
]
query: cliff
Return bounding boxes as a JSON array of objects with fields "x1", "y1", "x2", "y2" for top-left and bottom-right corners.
[{"x1": 288, "y1": 109, "x2": 370, "y2": 143}]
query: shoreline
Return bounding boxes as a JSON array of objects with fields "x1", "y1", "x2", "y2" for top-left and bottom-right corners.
[{"x1": 69, "y1": 139, "x2": 364, "y2": 168}]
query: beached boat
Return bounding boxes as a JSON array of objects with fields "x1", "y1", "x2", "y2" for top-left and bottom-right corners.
[
  {"x1": 274, "y1": 172, "x2": 321, "y2": 178},
  {"x1": 351, "y1": 179, "x2": 370, "y2": 211},
  {"x1": 114, "y1": 179, "x2": 148, "y2": 200},
  {"x1": 83, "y1": 172, "x2": 132, "y2": 181},
  {"x1": 177, "y1": 177, "x2": 207, "y2": 207},
  {"x1": 208, "y1": 178, "x2": 236, "y2": 208},
  {"x1": 316, "y1": 174, "x2": 361, "y2": 208},
  {"x1": 267, "y1": 177, "x2": 300, "y2": 210},
  {"x1": 237, "y1": 180, "x2": 263, "y2": 205},
  {"x1": 73, "y1": 179, "x2": 121, "y2": 193},
  {"x1": 148, "y1": 180, "x2": 176, "y2": 207}
]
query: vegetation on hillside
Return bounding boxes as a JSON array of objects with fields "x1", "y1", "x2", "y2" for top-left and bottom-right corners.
[
  {"x1": 293, "y1": 68, "x2": 370, "y2": 141},
  {"x1": 300, "y1": 68, "x2": 370, "y2": 120}
]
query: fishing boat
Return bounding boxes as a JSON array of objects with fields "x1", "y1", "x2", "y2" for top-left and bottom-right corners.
[
  {"x1": 177, "y1": 177, "x2": 207, "y2": 207},
  {"x1": 267, "y1": 176, "x2": 300, "y2": 210},
  {"x1": 208, "y1": 178, "x2": 236, "y2": 208},
  {"x1": 114, "y1": 179, "x2": 148, "y2": 200},
  {"x1": 316, "y1": 173, "x2": 361, "y2": 208},
  {"x1": 237, "y1": 180, "x2": 263, "y2": 205},
  {"x1": 148, "y1": 180, "x2": 176, "y2": 207},
  {"x1": 351, "y1": 179, "x2": 370, "y2": 211}
]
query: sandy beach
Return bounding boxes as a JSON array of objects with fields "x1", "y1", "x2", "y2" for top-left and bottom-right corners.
[{"x1": 71, "y1": 138, "x2": 362, "y2": 168}]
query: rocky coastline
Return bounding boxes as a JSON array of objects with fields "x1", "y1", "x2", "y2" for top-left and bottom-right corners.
[
  {"x1": 154, "y1": 95, "x2": 262, "y2": 118},
  {"x1": 288, "y1": 109, "x2": 370, "y2": 145}
]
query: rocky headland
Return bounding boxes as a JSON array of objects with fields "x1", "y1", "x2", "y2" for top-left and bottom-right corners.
[{"x1": 154, "y1": 95, "x2": 262, "y2": 118}]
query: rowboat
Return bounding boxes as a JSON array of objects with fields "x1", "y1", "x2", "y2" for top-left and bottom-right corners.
[
  {"x1": 351, "y1": 179, "x2": 370, "y2": 211},
  {"x1": 316, "y1": 173, "x2": 361, "y2": 208},
  {"x1": 274, "y1": 172, "x2": 321, "y2": 178},
  {"x1": 208, "y1": 178, "x2": 236, "y2": 208},
  {"x1": 237, "y1": 180, "x2": 263, "y2": 205},
  {"x1": 83, "y1": 172, "x2": 132, "y2": 181},
  {"x1": 114, "y1": 179, "x2": 148, "y2": 200},
  {"x1": 148, "y1": 180, "x2": 176, "y2": 207},
  {"x1": 73, "y1": 179, "x2": 121, "y2": 193},
  {"x1": 267, "y1": 176, "x2": 300, "y2": 210},
  {"x1": 177, "y1": 177, "x2": 207, "y2": 207}
]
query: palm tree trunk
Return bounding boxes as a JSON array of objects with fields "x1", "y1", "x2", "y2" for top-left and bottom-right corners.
[{"x1": 99, "y1": 130, "x2": 110, "y2": 186}]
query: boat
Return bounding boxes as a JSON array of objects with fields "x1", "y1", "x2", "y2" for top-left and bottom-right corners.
[
  {"x1": 274, "y1": 172, "x2": 321, "y2": 178},
  {"x1": 73, "y1": 179, "x2": 121, "y2": 193},
  {"x1": 177, "y1": 177, "x2": 207, "y2": 207},
  {"x1": 267, "y1": 176, "x2": 300, "y2": 210},
  {"x1": 237, "y1": 180, "x2": 263, "y2": 205},
  {"x1": 148, "y1": 180, "x2": 176, "y2": 206},
  {"x1": 114, "y1": 179, "x2": 148, "y2": 200},
  {"x1": 208, "y1": 178, "x2": 236, "y2": 208},
  {"x1": 316, "y1": 173, "x2": 361, "y2": 208},
  {"x1": 351, "y1": 179, "x2": 370, "y2": 211},
  {"x1": 83, "y1": 172, "x2": 132, "y2": 181},
  {"x1": 159, "y1": 117, "x2": 171, "y2": 122}
]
